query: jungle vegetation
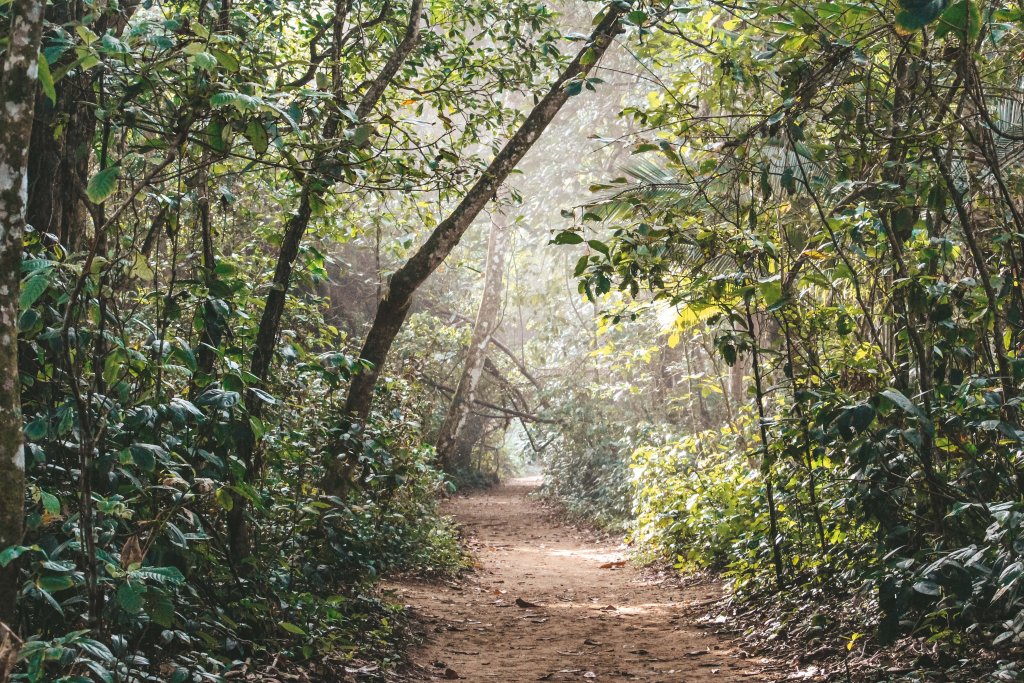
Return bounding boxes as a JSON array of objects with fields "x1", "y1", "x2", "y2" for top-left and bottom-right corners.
[{"x1": 1, "y1": 0, "x2": 1024, "y2": 679}]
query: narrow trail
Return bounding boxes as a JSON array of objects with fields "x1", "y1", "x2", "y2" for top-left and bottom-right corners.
[{"x1": 391, "y1": 479, "x2": 770, "y2": 682}]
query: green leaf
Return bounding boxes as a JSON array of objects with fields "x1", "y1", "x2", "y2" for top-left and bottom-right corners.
[
  {"x1": 37, "y1": 574, "x2": 76, "y2": 592},
  {"x1": 626, "y1": 9, "x2": 648, "y2": 24},
  {"x1": 0, "y1": 545, "x2": 36, "y2": 567},
  {"x1": 279, "y1": 621, "x2": 307, "y2": 635},
  {"x1": 248, "y1": 387, "x2": 277, "y2": 405},
  {"x1": 552, "y1": 231, "x2": 585, "y2": 245},
  {"x1": 75, "y1": 24, "x2": 99, "y2": 45},
  {"x1": 564, "y1": 79, "x2": 583, "y2": 96},
  {"x1": 148, "y1": 591, "x2": 176, "y2": 627},
  {"x1": 191, "y1": 51, "x2": 218, "y2": 71},
  {"x1": 351, "y1": 125, "x2": 373, "y2": 146},
  {"x1": 573, "y1": 254, "x2": 590, "y2": 277},
  {"x1": 86, "y1": 166, "x2": 120, "y2": 204},
  {"x1": 895, "y1": 0, "x2": 947, "y2": 30},
  {"x1": 130, "y1": 565, "x2": 186, "y2": 584},
  {"x1": 210, "y1": 48, "x2": 239, "y2": 72},
  {"x1": 245, "y1": 120, "x2": 269, "y2": 154},
  {"x1": 935, "y1": 0, "x2": 981, "y2": 41},
  {"x1": 40, "y1": 491, "x2": 60, "y2": 515},
  {"x1": 757, "y1": 277, "x2": 783, "y2": 307},
  {"x1": 20, "y1": 273, "x2": 49, "y2": 312},
  {"x1": 38, "y1": 52, "x2": 56, "y2": 105},
  {"x1": 117, "y1": 582, "x2": 145, "y2": 614},
  {"x1": 76, "y1": 638, "x2": 114, "y2": 662},
  {"x1": 880, "y1": 388, "x2": 923, "y2": 418},
  {"x1": 880, "y1": 388, "x2": 934, "y2": 436}
]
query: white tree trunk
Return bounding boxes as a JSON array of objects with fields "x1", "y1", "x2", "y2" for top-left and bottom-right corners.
[{"x1": 435, "y1": 215, "x2": 511, "y2": 472}]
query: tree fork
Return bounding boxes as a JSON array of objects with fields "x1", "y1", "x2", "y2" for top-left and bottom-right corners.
[
  {"x1": 228, "y1": 0, "x2": 424, "y2": 558},
  {"x1": 435, "y1": 216, "x2": 511, "y2": 471},
  {"x1": 334, "y1": 5, "x2": 626, "y2": 491}
]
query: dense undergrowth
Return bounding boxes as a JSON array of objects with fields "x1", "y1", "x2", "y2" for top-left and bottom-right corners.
[
  {"x1": 0, "y1": 0, "x2": 560, "y2": 676},
  {"x1": 539, "y1": 0, "x2": 1024, "y2": 677},
  {"x1": 11, "y1": 232, "x2": 467, "y2": 681}
]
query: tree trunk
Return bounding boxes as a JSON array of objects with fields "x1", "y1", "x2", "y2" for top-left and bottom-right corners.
[
  {"x1": 26, "y1": 74, "x2": 95, "y2": 252},
  {"x1": 436, "y1": 216, "x2": 510, "y2": 472},
  {"x1": 0, "y1": 0, "x2": 47, "y2": 636},
  {"x1": 227, "y1": 0, "x2": 424, "y2": 557},
  {"x1": 339, "y1": 6, "x2": 625, "y2": 452}
]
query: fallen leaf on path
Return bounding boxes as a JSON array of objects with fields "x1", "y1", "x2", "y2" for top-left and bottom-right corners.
[
  {"x1": 516, "y1": 597, "x2": 541, "y2": 608},
  {"x1": 598, "y1": 560, "x2": 626, "y2": 569}
]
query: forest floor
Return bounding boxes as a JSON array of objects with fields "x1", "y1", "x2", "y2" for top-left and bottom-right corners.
[{"x1": 387, "y1": 478, "x2": 780, "y2": 682}]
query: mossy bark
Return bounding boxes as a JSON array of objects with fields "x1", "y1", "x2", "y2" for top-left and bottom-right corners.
[{"x1": 0, "y1": 0, "x2": 47, "y2": 630}]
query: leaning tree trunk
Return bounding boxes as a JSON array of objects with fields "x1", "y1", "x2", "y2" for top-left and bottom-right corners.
[
  {"x1": 0, "y1": 0, "x2": 48, "y2": 645},
  {"x1": 334, "y1": 8, "x2": 625, "y2": 492},
  {"x1": 435, "y1": 216, "x2": 510, "y2": 472},
  {"x1": 226, "y1": 0, "x2": 424, "y2": 560}
]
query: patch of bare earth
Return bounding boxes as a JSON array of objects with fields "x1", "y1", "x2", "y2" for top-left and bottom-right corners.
[{"x1": 387, "y1": 478, "x2": 775, "y2": 682}]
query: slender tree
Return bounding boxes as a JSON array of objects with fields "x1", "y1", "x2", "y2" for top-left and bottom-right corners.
[
  {"x1": 0, "y1": 0, "x2": 48, "y2": 639},
  {"x1": 435, "y1": 214, "x2": 511, "y2": 471},
  {"x1": 227, "y1": 0, "x2": 425, "y2": 558},
  {"x1": 332, "y1": 5, "x2": 626, "y2": 493}
]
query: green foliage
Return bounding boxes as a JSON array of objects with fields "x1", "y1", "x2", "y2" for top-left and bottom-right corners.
[
  {"x1": 3, "y1": 0, "x2": 565, "y2": 675},
  {"x1": 12, "y1": 234, "x2": 465, "y2": 677},
  {"x1": 547, "y1": 0, "x2": 1024, "y2": 668}
]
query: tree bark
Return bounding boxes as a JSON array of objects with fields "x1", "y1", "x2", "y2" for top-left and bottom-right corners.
[
  {"x1": 228, "y1": 0, "x2": 423, "y2": 558},
  {"x1": 26, "y1": 74, "x2": 94, "y2": 252},
  {"x1": 248, "y1": 0, "x2": 422, "y2": 389},
  {"x1": 0, "y1": 0, "x2": 47, "y2": 635},
  {"x1": 340, "y1": 6, "x2": 624, "y2": 441},
  {"x1": 435, "y1": 216, "x2": 510, "y2": 472}
]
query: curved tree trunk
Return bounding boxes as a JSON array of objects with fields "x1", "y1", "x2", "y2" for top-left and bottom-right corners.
[{"x1": 435, "y1": 216, "x2": 510, "y2": 472}]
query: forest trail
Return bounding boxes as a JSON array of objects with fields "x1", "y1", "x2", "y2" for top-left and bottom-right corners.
[{"x1": 391, "y1": 479, "x2": 769, "y2": 682}]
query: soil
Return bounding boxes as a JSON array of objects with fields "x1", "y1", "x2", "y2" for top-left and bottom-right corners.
[{"x1": 389, "y1": 478, "x2": 774, "y2": 682}]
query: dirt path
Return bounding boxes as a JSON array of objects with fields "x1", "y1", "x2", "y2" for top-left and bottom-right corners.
[{"x1": 391, "y1": 479, "x2": 771, "y2": 682}]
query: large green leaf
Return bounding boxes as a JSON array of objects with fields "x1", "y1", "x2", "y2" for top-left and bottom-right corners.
[
  {"x1": 20, "y1": 272, "x2": 49, "y2": 312},
  {"x1": 896, "y1": 0, "x2": 947, "y2": 30},
  {"x1": 117, "y1": 582, "x2": 145, "y2": 615},
  {"x1": 935, "y1": 0, "x2": 982, "y2": 41},
  {"x1": 86, "y1": 166, "x2": 120, "y2": 204}
]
